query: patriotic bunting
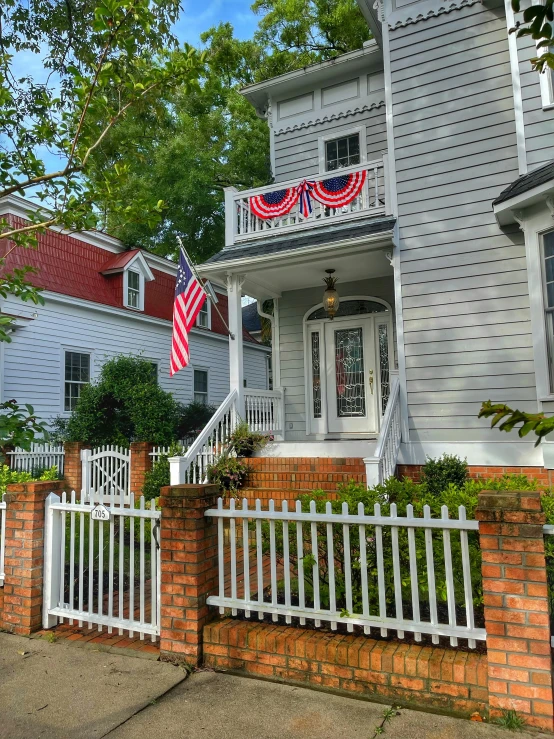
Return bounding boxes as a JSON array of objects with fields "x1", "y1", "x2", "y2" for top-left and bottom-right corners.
[
  {"x1": 248, "y1": 170, "x2": 367, "y2": 221},
  {"x1": 311, "y1": 171, "x2": 367, "y2": 208},
  {"x1": 249, "y1": 187, "x2": 298, "y2": 219}
]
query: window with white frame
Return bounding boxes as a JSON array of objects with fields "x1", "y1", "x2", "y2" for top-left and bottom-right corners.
[
  {"x1": 64, "y1": 351, "x2": 90, "y2": 411},
  {"x1": 125, "y1": 269, "x2": 142, "y2": 310},
  {"x1": 538, "y1": 44, "x2": 554, "y2": 108},
  {"x1": 193, "y1": 369, "x2": 208, "y2": 404},
  {"x1": 325, "y1": 133, "x2": 360, "y2": 171},
  {"x1": 542, "y1": 230, "x2": 554, "y2": 390},
  {"x1": 196, "y1": 299, "x2": 210, "y2": 329}
]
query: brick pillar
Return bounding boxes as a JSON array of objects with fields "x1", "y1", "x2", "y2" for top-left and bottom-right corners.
[
  {"x1": 63, "y1": 442, "x2": 89, "y2": 493},
  {"x1": 476, "y1": 490, "x2": 554, "y2": 731},
  {"x1": 1, "y1": 480, "x2": 66, "y2": 635},
  {"x1": 130, "y1": 441, "x2": 153, "y2": 495},
  {"x1": 159, "y1": 483, "x2": 219, "y2": 666}
]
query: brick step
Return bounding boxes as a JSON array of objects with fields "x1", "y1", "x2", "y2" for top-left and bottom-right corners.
[
  {"x1": 239, "y1": 488, "x2": 338, "y2": 505},
  {"x1": 245, "y1": 457, "x2": 366, "y2": 475},
  {"x1": 244, "y1": 472, "x2": 366, "y2": 490}
]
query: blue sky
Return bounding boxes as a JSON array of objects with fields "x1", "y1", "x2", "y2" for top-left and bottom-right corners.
[{"x1": 174, "y1": 0, "x2": 258, "y2": 47}]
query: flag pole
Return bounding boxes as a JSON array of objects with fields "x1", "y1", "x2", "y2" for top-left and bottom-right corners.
[{"x1": 177, "y1": 237, "x2": 236, "y2": 340}]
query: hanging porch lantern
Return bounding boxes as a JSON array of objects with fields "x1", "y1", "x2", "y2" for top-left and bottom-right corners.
[{"x1": 322, "y1": 269, "x2": 340, "y2": 320}]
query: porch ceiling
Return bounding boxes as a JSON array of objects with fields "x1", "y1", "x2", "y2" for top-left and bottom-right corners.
[{"x1": 199, "y1": 231, "x2": 395, "y2": 299}]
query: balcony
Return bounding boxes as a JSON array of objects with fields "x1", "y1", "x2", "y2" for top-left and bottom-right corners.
[{"x1": 224, "y1": 157, "x2": 389, "y2": 246}]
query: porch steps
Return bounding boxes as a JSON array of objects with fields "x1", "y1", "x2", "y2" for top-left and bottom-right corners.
[{"x1": 241, "y1": 457, "x2": 366, "y2": 502}]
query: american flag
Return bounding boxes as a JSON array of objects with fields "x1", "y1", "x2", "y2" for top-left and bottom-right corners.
[{"x1": 170, "y1": 249, "x2": 206, "y2": 376}]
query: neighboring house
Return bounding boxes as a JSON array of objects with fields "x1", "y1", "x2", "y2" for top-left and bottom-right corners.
[
  {"x1": 242, "y1": 302, "x2": 263, "y2": 343},
  {"x1": 194, "y1": 0, "x2": 554, "y2": 479},
  {"x1": 0, "y1": 195, "x2": 270, "y2": 424}
]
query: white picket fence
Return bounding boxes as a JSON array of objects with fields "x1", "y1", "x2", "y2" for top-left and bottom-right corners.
[
  {"x1": 150, "y1": 437, "x2": 196, "y2": 464},
  {"x1": 244, "y1": 389, "x2": 284, "y2": 436},
  {"x1": 81, "y1": 445, "x2": 130, "y2": 503},
  {"x1": 206, "y1": 498, "x2": 485, "y2": 648},
  {"x1": 7, "y1": 443, "x2": 65, "y2": 475},
  {"x1": 0, "y1": 496, "x2": 6, "y2": 587},
  {"x1": 43, "y1": 491, "x2": 160, "y2": 639}
]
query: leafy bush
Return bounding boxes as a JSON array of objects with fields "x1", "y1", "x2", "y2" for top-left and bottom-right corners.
[
  {"x1": 177, "y1": 401, "x2": 216, "y2": 439},
  {"x1": 230, "y1": 421, "x2": 271, "y2": 458},
  {"x1": 142, "y1": 442, "x2": 184, "y2": 501},
  {"x1": 61, "y1": 355, "x2": 181, "y2": 446},
  {"x1": 0, "y1": 464, "x2": 58, "y2": 496},
  {"x1": 208, "y1": 455, "x2": 250, "y2": 494},
  {"x1": 420, "y1": 454, "x2": 468, "y2": 495},
  {"x1": 262, "y1": 470, "x2": 540, "y2": 630},
  {"x1": 0, "y1": 400, "x2": 49, "y2": 459}
]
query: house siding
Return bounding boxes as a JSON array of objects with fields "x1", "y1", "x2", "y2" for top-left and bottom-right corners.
[
  {"x1": 278, "y1": 277, "x2": 395, "y2": 440},
  {"x1": 3, "y1": 295, "x2": 268, "y2": 423},
  {"x1": 389, "y1": 2, "x2": 537, "y2": 443},
  {"x1": 516, "y1": 34, "x2": 554, "y2": 170},
  {"x1": 273, "y1": 106, "x2": 387, "y2": 183}
]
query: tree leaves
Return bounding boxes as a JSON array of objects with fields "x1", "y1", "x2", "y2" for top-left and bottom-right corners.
[
  {"x1": 478, "y1": 400, "x2": 554, "y2": 445},
  {"x1": 511, "y1": 0, "x2": 553, "y2": 72}
]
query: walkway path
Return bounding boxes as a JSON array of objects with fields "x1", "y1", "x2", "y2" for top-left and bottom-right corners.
[{"x1": 0, "y1": 632, "x2": 549, "y2": 739}]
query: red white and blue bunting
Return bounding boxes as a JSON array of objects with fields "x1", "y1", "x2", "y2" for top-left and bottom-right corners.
[{"x1": 249, "y1": 170, "x2": 367, "y2": 221}]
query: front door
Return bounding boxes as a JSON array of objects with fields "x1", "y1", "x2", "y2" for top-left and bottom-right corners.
[{"x1": 324, "y1": 317, "x2": 377, "y2": 434}]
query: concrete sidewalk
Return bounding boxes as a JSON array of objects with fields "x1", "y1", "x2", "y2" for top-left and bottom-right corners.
[{"x1": 0, "y1": 631, "x2": 550, "y2": 739}]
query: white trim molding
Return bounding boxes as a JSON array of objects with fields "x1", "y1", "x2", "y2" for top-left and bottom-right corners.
[
  {"x1": 505, "y1": 0, "x2": 528, "y2": 174},
  {"x1": 274, "y1": 101, "x2": 385, "y2": 136},
  {"x1": 399, "y1": 440, "x2": 544, "y2": 467},
  {"x1": 387, "y1": 0, "x2": 482, "y2": 30}
]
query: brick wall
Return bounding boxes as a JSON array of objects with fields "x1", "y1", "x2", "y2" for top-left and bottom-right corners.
[
  {"x1": 63, "y1": 442, "x2": 89, "y2": 493},
  {"x1": 244, "y1": 457, "x2": 366, "y2": 493},
  {"x1": 204, "y1": 620, "x2": 489, "y2": 718},
  {"x1": 398, "y1": 465, "x2": 551, "y2": 486},
  {"x1": 130, "y1": 442, "x2": 153, "y2": 495},
  {"x1": 1, "y1": 480, "x2": 66, "y2": 635}
]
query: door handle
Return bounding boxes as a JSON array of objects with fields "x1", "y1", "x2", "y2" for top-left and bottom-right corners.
[{"x1": 369, "y1": 369, "x2": 374, "y2": 395}]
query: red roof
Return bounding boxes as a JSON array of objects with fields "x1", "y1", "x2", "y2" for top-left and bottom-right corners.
[{"x1": 0, "y1": 214, "x2": 260, "y2": 344}]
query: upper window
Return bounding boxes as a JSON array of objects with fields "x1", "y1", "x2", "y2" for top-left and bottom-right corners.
[
  {"x1": 538, "y1": 45, "x2": 554, "y2": 108},
  {"x1": 325, "y1": 134, "x2": 360, "y2": 172},
  {"x1": 64, "y1": 351, "x2": 90, "y2": 411},
  {"x1": 125, "y1": 269, "x2": 143, "y2": 311},
  {"x1": 194, "y1": 369, "x2": 208, "y2": 405},
  {"x1": 196, "y1": 299, "x2": 210, "y2": 329},
  {"x1": 542, "y1": 231, "x2": 554, "y2": 390}
]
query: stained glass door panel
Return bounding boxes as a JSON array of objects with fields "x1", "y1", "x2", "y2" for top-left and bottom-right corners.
[
  {"x1": 334, "y1": 328, "x2": 366, "y2": 417},
  {"x1": 324, "y1": 317, "x2": 376, "y2": 434}
]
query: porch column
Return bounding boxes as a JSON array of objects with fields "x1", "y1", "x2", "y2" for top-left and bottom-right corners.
[{"x1": 227, "y1": 272, "x2": 245, "y2": 419}]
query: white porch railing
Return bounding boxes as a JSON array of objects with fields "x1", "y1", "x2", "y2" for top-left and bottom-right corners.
[
  {"x1": 206, "y1": 497, "x2": 484, "y2": 648},
  {"x1": 244, "y1": 388, "x2": 284, "y2": 436},
  {"x1": 365, "y1": 372, "x2": 401, "y2": 487},
  {"x1": 7, "y1": 443, "x2": 65, "y2": 475},
  {"x1": 225, "y1": 159, "x2": 387, "y2": 245},
  {"x1": 0, "y1": 496, "x2": 6, "y2": 587},
  {"x1": 169, "y1": 390, "x2": 239, "y2": 485}
]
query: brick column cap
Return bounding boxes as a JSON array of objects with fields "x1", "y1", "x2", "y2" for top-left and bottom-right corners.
[
  {"x1": 160, "y1": 483, "x2": 219, "y2": 501},
  {"x1": 4, "y1": 479, "x2": 65, "y2": 503},
  {"x1": 475, "y1": 490, "x2": 545, "y2": 523},
  {"x1": 130, "y1": 441, "x2": 154, "y2": 451}
]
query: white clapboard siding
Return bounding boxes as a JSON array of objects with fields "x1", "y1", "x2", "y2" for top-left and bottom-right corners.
[
  {"x1": 0, "y1": 496, "x2": 6, "y2": 586},
  {"x1": 207, "y1": 497, "x2": 484, "y2": 648},
  {"x1": 43, "y1": 490, "x2": 160, "y2": 638},
  {"x1": 7, "y1": 443, "x2": 65, "y2": 475}
]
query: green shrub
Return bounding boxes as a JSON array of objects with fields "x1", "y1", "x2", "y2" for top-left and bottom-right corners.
[
  {"x1": 142, "y1": 442, "x2": 184, "y2": 501},
  {"x1": 208, "y1": 455, "x2": 250, "y2": 494},
  {"x1": 230, "y1": 421, "x2": 270, "y2": 457},
  {"x1": 177, "y1": 401, "x2": 216, "y2": 439},
  {"x1": 420, "y1": 454, "x2": 468, "y2": 495},
  {"x1": 0, "y1": 464, "x2": 58, "y2": 496},
  {"x1": 262, "y1": 472, "x2": 540, "y2": 626},
  {"x1": 60, "y1": 355, "x2": 181, "y2": 446}
]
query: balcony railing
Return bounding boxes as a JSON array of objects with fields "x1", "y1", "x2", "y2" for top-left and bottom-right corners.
[{"x1": 224, "y1": 157, "x2": 389, "y2": 245}]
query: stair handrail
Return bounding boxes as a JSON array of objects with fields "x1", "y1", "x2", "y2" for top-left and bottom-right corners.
[
  {"x1": 169, "y1": 389, "x2": 238, "y2": 485},
  {"x1": 364, "y1": 372, "x2": 401, "y2": 487}
]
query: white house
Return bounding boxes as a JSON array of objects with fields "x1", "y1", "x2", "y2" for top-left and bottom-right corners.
[
  {"x1": 170, "y1": 0, "x2": 554, "y2": 485},
  {"x1": 0, "y1": 195, "x2": 270, "y2": 425}
]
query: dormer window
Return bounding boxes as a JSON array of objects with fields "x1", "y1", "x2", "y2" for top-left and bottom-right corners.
[
  {"x1": 100, "y1": 249, "x2": 154, "y2": 313},
  {"x1": 325, "y1": 134, "x2": 360, "y2": 171},
  {"x1": 126, "y1": 270, "x2": 141, "y2": 309}
]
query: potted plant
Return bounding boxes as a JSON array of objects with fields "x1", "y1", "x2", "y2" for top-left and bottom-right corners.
[
  {"x1": 229, "y1": 421, "x2": 271, "y2": 458},
  {"x1": 207, "y1": 455, "x2": 250, "y2": 494}
]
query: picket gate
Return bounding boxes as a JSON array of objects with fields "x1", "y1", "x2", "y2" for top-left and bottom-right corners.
[
  {"x1": 81, "y1": 445, "x2": 130, "y2": 503},
  {"x1": 43, "y1": 491, "x2": 161, "y2": 639}
]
